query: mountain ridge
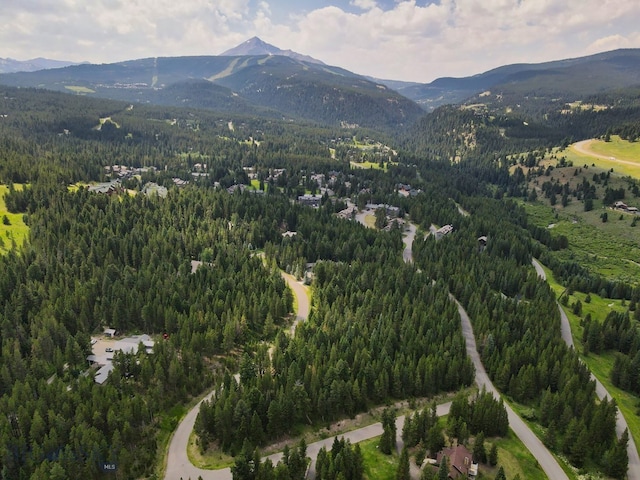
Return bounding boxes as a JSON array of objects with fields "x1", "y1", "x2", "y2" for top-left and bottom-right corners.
[
  {"x1": 0, "y1": 47, "x2": 422, "y2": 130},
  {"x1": 0, "y1": 57, "x2": 80, "y2": 73},
  {"x1": 384, "y1": 48, "x2": 640, "y2": 110},
  {"x1": 220, "y1": 36, "x2": 325, "y2": 65}
]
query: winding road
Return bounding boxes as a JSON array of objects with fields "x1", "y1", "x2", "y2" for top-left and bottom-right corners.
[
  {"x1": 164, "y1": 231, "x2": 568, "y2": 480},
  {"x1": 532, "y1": 258, "x2": 640, "y2": 480},
  {"x1": 164, "y1": 272, "x2": 310, "y2": 480},
  {"x1": 453, "y1": 295, "x2": 568, "y2": 480}
]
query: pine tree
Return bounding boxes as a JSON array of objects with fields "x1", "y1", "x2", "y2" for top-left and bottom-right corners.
[
  {"x1": 495, "y1": 466, "x2": 506, "y2": 480},
  {"x1": 395, "y1": 447, "x2": 410, "y2": 480},
  {"x1": 473, "y1": 432, "x2": 487, "y2": 464},
  {"x1": 380, "y1": 407, "x2": 397, "y2": 455},
  {"x1": 437, "y1": 455, "x2": 449, "y2": 480},
  {"x1": 488, "y1": 442, "x2": 498, "y2": 467},
  {"x1": 603, "y1": 429, "x2": 629, "y2": 479}
]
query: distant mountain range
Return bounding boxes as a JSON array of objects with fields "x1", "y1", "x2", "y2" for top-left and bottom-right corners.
[
  {"x1": 0, "y1": 57, "x2": 80, "y2": 74},
  {"x1": 2, "y1": 39, "x2": 640, "y2": 129},
  {"x1": 382, "y1": 48, "x2": 640, "y2": 111},
  {"x1": 0, "y1": 38, "x2": 423, "y2": 130}
]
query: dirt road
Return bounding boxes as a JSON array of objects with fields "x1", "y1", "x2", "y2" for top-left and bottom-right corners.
[{"x1": 572, "y1": 140, "x2": 640, "y2": 168}]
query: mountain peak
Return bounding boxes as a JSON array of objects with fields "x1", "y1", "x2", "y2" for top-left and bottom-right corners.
[{"x1": 220, "y1": 37, "x2": 324, "y2": 65}]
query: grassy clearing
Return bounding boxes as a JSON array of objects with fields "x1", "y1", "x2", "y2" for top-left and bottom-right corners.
[
  {"x1": 250, "y1": 179, "x2": 269, "y2": 192},
  {"x1": 567, "y1": 136, "x2": 640, "y2": 179},
  {"x1": 363, "y1": 214, "x2": 376, "y2": 228},
  {"x1": 519, "y1": 195, "x2": 640, "y2": 285},
  {"x1": 64, "y1": 85, "x2": 95, "y2": 94},
  {"x1": 488, "y1": 431, "x2": 548, "y2": 480},
  {"x1": 359, "y1": 437, "x2": 398, "y2": 480},
  {"x1": 187, "y1": 429, "x2": 234, "y2": 470},
  {"x1": 537, "y1": 261, "x2": 640, "y2": 458},
  {"x1": 0, "y1": 184, "x2": 29, "y2": 254},
  {"x1": 350, "y1": 161, "x2": 388, "y2": 170}
]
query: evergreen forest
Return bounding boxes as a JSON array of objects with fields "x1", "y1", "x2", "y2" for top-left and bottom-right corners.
[{"x1": 0, "y1": 82, "x2": 638, "y2": 480}]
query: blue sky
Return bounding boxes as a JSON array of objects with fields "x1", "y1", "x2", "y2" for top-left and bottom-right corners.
[{"x1": 1, "y1": 0, "x2": 639, "y2": 82}]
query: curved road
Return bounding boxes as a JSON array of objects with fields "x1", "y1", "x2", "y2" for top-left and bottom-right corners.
[
  {"x1": 453, "y1": 296, "x2": 568, "y2": 480},
  {"x1": 166, "y1": 240, "x2": 568, "y2": 480},
  {"x1": 402, "y1": 225, "x2": 565, "y2": 478},
  {"x1": 532, "y1": 258, "x2": 640, "y2": 480},
  {"x1": 164, "y1": 272, "x2": 310, "y2": 480},
  {"x1": 572, "y1": 139, "x2": 640, "y2": 168}
]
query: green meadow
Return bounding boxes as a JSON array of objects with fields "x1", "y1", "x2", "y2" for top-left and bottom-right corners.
[
  {"x1": 0, "y1": 184, "x2": 29, "y2": 254},
  {"x1": 521, "y1": 200, "x2": 640, "y2": 285},
  {"x1": 567, "y1": 136, "x2": 640, "y2": 179}
]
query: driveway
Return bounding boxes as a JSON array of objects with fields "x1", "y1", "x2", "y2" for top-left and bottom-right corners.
[{"x1": 402, "y1": 222, "x2": 417, "y2": 263}]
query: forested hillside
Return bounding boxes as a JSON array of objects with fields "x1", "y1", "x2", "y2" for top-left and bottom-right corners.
[
  {"x1": 0, "y1": 54, "x2": 424, "y2": 131},
  {"x1": 0, "y1": 82, "x2": 637, "y2": 480}
]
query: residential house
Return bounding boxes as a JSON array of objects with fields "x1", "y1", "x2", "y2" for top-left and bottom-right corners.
[
  {"x1": 435, "y1": 224, "x2": 454, "y2": 240},
  {"x1": 298, "y1": 194, "x2": 323, "y2": 207},
  {"x1": 436, "y1": 445, "x2": 478, "y2": 479}
]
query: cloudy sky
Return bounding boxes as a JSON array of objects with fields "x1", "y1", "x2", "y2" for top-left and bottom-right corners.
[{"x1": 2, "y1": 0, "x2": 639, "y2": 82}]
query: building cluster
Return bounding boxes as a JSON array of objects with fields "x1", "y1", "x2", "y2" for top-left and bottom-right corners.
[
  {"x1": 87, "y1": 331, "x2": 155, "y2": 385},
  {"x1": 365, "y1": 203, "x2": 401, "y2": 218},
  {"x1": 298, "y1": 194, "x2": 323, "y2": 207},
  {"x1": 396, "y1": 183, "x2": 422, "y2": 197},
  {"x1": 614, "y1": 201, "x2": 639, "y2": 213},
  {"x1": 104, "y1": 165, "x2": 156, "y2": 179}
]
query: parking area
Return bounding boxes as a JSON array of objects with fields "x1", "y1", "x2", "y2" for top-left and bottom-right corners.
[{"x1": 90, "y1": 335, "x2": 118, "y2": 364}]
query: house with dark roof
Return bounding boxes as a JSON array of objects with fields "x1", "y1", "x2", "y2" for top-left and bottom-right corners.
[{"x1": 436, "y1": 445, "x2": 478, "y2": 479}]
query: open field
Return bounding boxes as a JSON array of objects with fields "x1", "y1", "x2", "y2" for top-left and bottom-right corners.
[
  {"x1": 64, "y1": 85, "x2": 96, "y2": 94},
  {"x1": 350, "y1": 160, "x2": 389, "y2": 170},
  {"x1": 568, "y1": 136, "x2": 640, "y2": 179},
  {"x1": 490, "y1": 431, "x2": 548, "y2": 480},
  {"x1": 359, "y1": 437, "x2": 398, "y2": 480},
  {"x1": 519, "y1": 148, "x2": 640, "y2": 284},
  {"x1": 521, "y1": 201, "x2": 640, "y2": 285},
  {"x1": 0, "y1": 184, "x2": 29, "y2": 254}
]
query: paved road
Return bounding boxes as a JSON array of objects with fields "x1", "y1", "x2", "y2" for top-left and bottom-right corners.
[
  {"x1": 165, "y1": 272, "x2": 309, "y2": 480},
  {"x1": 453, "y1": 295, "x2": 568, "y2": 480},
  {"x1": 532, "y1": 258, "x2": 640, "y2": 480},
  {"x1": 265, "y1": 403, "x2": 453, "y2": 480}
]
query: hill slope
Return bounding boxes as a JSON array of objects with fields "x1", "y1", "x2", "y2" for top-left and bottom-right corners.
[
  {"x1": 0, "y1": 50, "x2": 422, "y2": 130},
  {"x1": 394, "y1": 49, "x2": 640, "y2": 111}
]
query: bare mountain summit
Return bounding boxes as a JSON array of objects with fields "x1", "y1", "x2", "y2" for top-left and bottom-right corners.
[{"x1": 220, "y1": 36, "x2": 325, "y2": 65}]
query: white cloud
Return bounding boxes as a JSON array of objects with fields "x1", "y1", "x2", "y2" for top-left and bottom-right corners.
[
  {"x1": 1, "y1": 0, "x2": 639, "y2": 81},
  {"x1": 586, "y1": 33, "x2": 640, "y2": 54},
  {"x1": 351, "y1": 0, "x2": 378, "y2": 10}
]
